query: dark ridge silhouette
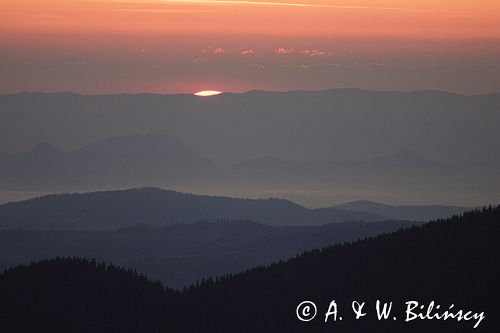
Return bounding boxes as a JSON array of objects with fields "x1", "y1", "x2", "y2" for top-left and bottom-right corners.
[
  {"x1": 0, "y1": 206, "x2": 497, "y2": 332},
  {"x1": 0, "y1": 187, "x2": 386, "y2": 230},
  {"x1": 0, "y1": 219, "x2": 415, "y2": 288},
  {"x1": 0, "y1": 257, "x2": 179, "y2": 333},
  {"x1": 180, "y1": 206, "x2": 498, "y2": 332}
]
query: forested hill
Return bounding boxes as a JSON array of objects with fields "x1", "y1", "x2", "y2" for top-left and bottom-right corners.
[
  {"x1": 0, "y1": 207, "x2": 498, "y2": 332},
  {"x1": 0, "y1": 219, "x2": 414, "y2": 289},
  {"x1": 0, "y1": 187, "x2": 385, "y2": 229},
  {"x1": 0, "y1": 258, "x2": 180, "y2": 333},
  {"x1": 183, "y1": 206, "x2": 499, "y2": 332}
]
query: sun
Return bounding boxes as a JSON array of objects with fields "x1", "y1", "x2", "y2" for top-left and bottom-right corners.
[{"x1": 194, "y1": 90, "x2": 223, "y2": 97}]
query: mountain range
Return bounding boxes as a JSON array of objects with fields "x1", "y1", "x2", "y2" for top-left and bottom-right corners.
[
  {"x1": 0, "y1": 187, "x2": 476, "y2": 288},
  {"x1": 334, "y1": 200, "x2": 474, "y2": 221},
  {"x1": 0, "y1": 132, "x2": 498, "y2": 206},
  {"x1": 1, "y1": 89, "x2": 499, "y2": 206},
  {"x1": 0, "y1": 219, "x2": 415, "y2": 289},
  {"x1": 1, "y1": 206, "x2": 497, "y2": 332},
  {"x1": 0, "y1": 187, "x2": 474, "y2": 231},
  {"x1": 1, "y1": 89, "x2": 499, "y2": 165},
  {"x1": 0, "y1": 133, "x2": 214, "y2": 191}
]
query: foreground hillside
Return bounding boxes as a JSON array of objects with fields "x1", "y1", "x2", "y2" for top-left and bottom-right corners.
[
  {"x1": 0, "y1": 258, "x2": 179, "y2": 333},
  {"x1": 185, "y1": 206, "x2": 499, "y2": 332},
  {"x1": 0, "y1": 207, "x2": 498, "y2": 332}
]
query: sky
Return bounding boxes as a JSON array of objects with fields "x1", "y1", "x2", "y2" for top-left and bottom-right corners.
[{"x1": 1, "y1": 0, "x2": 499, "y2": 94}]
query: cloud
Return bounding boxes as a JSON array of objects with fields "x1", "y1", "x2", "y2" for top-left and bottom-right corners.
[
  {"x1": 152, "y1": 0, "x2": 319, "y2": 7},
  {"x1": 4, "y1": 12, "x2": 62, "y2": 19},
  {"x1": 127, "y1": 48, "x2": 147, "y2": 54},
  {"x1": 202, "y1": 46, "x2": 225, "y2": 55},
  {"x1": 98, "y1": 1, "x2": 419, "y2": 11},
  {"x1": 285, "y1": 64, "x2": 315, "y2": 69},
  {"x1": 301, "y1": 49, "x2": 327, "y2": 57},
  {"x1": 249, "y1": 64, "x2": 264, "y2": 69},
  {"x1": 106, "y1": 8, "x2": 212, "y2": 13},
  {"x1": 324, "y1": 62, "x2": 340, "y2": 68},
  {"x1": 275, "y1": 47, "x2": 294, "y2": 55},
  {"x1": 359, "y1": 62, "x2": 386, "y2": 68},
  {"x1": 145, "y1": 1, "x2": 418, "y2": 11},
  {"x1": 240, "y1": 49, "x2": 255, "y2": 55},
  {"x1": 213, "y1": 47, "x2": 225, "y2": 55}
]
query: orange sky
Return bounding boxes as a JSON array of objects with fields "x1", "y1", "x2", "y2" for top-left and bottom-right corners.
[
  {"x1": 0, "y1": 0, "x2": 499, "y2": 94},
  {"x1": 2, "y1": 0, "x2": 499, "y2": 37}
]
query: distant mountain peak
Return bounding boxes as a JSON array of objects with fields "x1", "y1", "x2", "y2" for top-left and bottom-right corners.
[
  {"x1": 338, "y1": 200, "x2": 382, "y2": 207},
  {"x1": 233, "y1": 156, "x2": 295, "y2": 169},
  {"x1": 366, "y1": 150, "x2": 442, "y2": 167},
  {"x1": 73, "y1": 132, "x2": 204, "y2": 159},
  {"x1": 28, "y1": 142, "x2": 62, "y2": 155}
]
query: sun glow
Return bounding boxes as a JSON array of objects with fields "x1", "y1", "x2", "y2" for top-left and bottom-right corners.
[{"x1": 194, "y1": 90, "x2": 223, "y2": 96}]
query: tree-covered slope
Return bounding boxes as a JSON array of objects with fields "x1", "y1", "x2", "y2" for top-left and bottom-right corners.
[{"x1": 0, "y1": 207, "x2": 497, "y2": 332}]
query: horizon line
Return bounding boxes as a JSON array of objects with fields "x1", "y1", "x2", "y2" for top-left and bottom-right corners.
[
  {"x1": 1, "y1": 88, "x2": 499, "y2": 97},
  {"x1": 0, "y1": 186, "x2": 484, "y2": 210}
]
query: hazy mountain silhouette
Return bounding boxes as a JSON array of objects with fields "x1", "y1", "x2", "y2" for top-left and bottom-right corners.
[
  {"x1": 231, "y1": 157, "x2": 297, "y2": 183},
  {"x1": 1, "y1": 133, "x2": 497, "y2": 207},
  {"x1": 0, "y1": 188, "x2": 386, "y2": 230},
  {"x1": 336, "y1": 150, "x2": 449, "y2": 175},
  {"x1": 1, "y1": 90, "x2": 498, "y2": 165},
  {"x1": 1, "y1": 136, "x2": 457, "y2": 190},
  {"x1": 0, "y1": 133, "x2": 214, "y2": 191},
  {"x1": 1, "y1": 89, "x2": 498, "y2": 205},
  {"x1": 0, "y1": 219, "x2": 415, "y2": 288},
  {"x1": 0, "y1": 206, "x2": 497, "y2": 332},
  {"x1": 231, "y1": 150, "x2": 460, "y2": 185}
]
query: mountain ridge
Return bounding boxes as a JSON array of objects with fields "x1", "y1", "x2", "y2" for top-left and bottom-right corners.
[
  {"x1": 335, "y1": 200, "x2": 475, "y2": 221},
  {"x1": 0, "y1": 187, "x2": 478, "y2": 231},
  {"x1": 1, "y1": 89, "x2": 498, "y2": 205},
  {"x1": 0, "y1": 187, "x2": 385, "y2": 230},
  {"x1": 0, "y1": 206, "x2": 497, "y2": 332},
  {"x1": 0, "y1": 219, "x2": 416, "y2": 289},
  {"x1": 3, "y1": 88, "x2": 496, "y2": 98}
]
